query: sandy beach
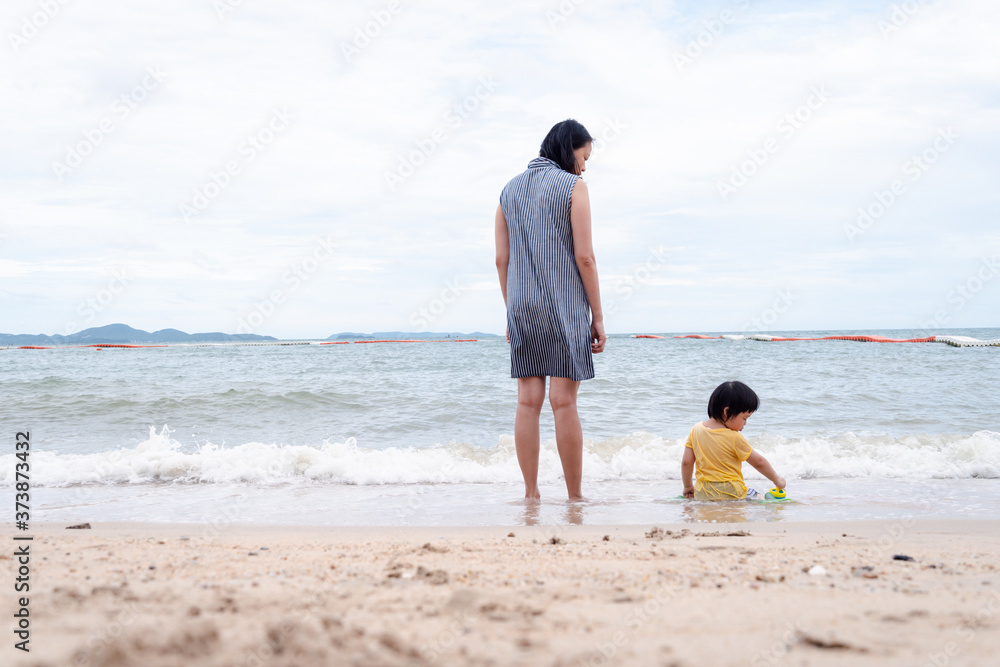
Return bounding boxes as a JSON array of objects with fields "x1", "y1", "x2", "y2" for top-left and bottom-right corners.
[{"x1": 2, "y1": 520, "x2": 998, "y2": 667}]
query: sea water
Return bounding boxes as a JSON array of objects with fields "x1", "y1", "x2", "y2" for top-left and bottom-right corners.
[{"x1": 1, "y1": 329, "x2": 998, "y2": 526}]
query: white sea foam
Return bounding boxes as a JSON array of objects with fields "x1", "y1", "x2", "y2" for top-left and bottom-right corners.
[{"x1": 3, "y1": 427, "x2": 999, "y2": 487}]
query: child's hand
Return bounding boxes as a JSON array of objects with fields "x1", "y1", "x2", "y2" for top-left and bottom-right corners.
[
  {"x1": 683, "y1": 485, "x2": 694, "y2": 499},
  {"x1": 775, "y1": 476, "x2": 786, "y2": 491}
]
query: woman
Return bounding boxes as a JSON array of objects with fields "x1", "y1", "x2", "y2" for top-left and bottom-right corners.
[{"x1": 494, "y1": 119, "x2": 607, "y2": 501}]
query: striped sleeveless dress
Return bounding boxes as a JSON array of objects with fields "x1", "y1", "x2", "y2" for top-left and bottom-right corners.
[{"x1": 499, "y1": 156, "x2": 594, "y2": 381}]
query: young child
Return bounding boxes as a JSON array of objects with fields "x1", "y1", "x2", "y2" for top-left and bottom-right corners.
[{"x1": 681, "y1": 381, "x2": 785, "y2": 500}]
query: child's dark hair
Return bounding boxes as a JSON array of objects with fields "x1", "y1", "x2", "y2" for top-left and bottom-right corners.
[
  {"x1": 707, "y1": 381, "x2": 759, "y2": 423},
  {"x1": 539, "y1": 119, "x2": 593, "y2": 174}
]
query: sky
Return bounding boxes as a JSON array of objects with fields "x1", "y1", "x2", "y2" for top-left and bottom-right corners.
[{"x1": 1, "y1": 0, "x2": 998, "y2": 338}]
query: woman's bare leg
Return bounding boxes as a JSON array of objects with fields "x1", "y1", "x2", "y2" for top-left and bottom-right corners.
[
  {"x1": 515, "y1": 376, "x2": 546, "y2": 499},
  {"x1": 549, "y1": 376, "x2": 584, "y2": 500}
]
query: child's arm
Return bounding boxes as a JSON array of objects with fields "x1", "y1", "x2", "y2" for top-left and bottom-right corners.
[
  {"x1": 746, "y1": 450, "x2": 786, "y2": 490},
  {"x1": 681, "y1": 448, "x2": 696, "y2": 498}
]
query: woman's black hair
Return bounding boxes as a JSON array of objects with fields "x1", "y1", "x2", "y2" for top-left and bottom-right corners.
[
  {"x1": 539, "y1": 119, "x2": 594, "y2": 174},
  {"x1": 707, "y1": 381, "x2": 760, "y2": 423}
]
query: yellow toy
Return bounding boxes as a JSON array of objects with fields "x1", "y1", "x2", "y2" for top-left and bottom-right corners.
[{"x1": 764, "y1": 488, "x2": 786, "y2": 500}]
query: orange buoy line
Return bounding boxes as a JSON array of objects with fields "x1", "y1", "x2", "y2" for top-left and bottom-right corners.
[
  {"x1": 656, "y1": 333, "x2": 998, "y2": 346},
  {"x1": 319, "y1": 341, "x2": 350, "y2": 345},
  {"x1": 763, "y1": 335, "x2": 936, "y2": 343},
  {"x1": 633, "y1": 334, "x2": 666, "y2": 339},
  {"x1": 666, "y1": 334, "x2": 936, "y2": 343}
]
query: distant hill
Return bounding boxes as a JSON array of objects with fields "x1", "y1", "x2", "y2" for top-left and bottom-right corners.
[
  {"x1": 0, "y1": 323, "x2": 277, "y2": 346},
  {"x1": 0, "y1": 324, "x2": 502, "y2": 346},
  {"x1": 326, "y1": 332, "x2": 377, "y2": 341}
]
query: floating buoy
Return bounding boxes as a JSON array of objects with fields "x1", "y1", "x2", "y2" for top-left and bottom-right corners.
[
  {"x1": 934, "y1": 335, "x2": 1000, "y2": 347},
  {"x1": 644, "y1": 333, "x2": 999, "y2": 347}
]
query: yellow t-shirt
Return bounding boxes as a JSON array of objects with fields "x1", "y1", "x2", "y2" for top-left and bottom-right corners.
[{"x1": 684, "y1": 422, "x2": 753, "y2": 500}]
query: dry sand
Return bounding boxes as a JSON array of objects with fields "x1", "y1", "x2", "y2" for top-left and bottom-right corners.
[{"x1": 2, "y1": 520, "x2": 999, "y2": 667}]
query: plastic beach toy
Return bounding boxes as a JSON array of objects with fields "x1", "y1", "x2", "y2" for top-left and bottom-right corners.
[{"x1": 764, "y1": 488, "x2": 786, "y2": 500}]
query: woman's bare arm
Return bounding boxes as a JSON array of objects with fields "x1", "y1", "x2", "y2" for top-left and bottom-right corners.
[
  {"x1": 570, "y1": 179, "x2": 606, "y2": 353},
  {"x1": 495, "y1": 203, "x2": 509, "y2": 307}
]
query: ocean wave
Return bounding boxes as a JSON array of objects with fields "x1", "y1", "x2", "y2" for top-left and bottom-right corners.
[{"x1": 2, "y1": 427, "x2": 998, "y2": 487}]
